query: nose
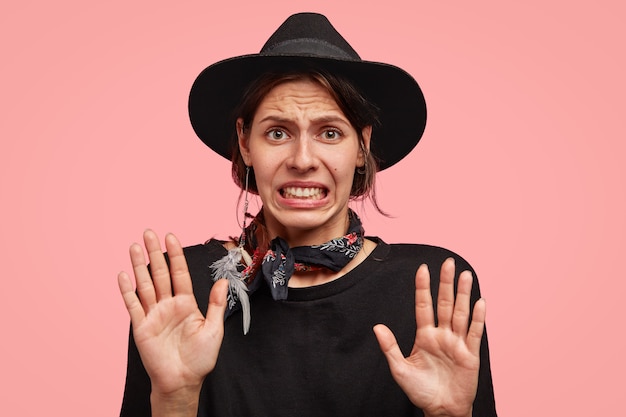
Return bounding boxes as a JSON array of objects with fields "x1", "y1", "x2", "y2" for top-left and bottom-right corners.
[{"x1": 287, "y1": 136, "x2": 318, "y2": 173}]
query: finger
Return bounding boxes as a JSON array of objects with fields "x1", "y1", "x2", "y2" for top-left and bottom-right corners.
[
  {"x1": 414, "y1": 264, "x2": 435, "y2": 327},
  {"x1": 466, "y1": 298, "x2": 486, "y2": 355},
  {"x1": 373, "y1": 324, "x2": 408, "y2": 376},
  {"x1": 164, "y1": 233, "x2": 193, "y2": 296},
  {"x1": 436, "y1": 257, "x2": 456, "y2": 329},
  {"x1": 143, "y1": 229, "x2": 172, "y2": 301},
  {"x1": 452, "y1": 270, "x2": 473, "y2": 336},
  {"x1": 130, "y1": 242, "x2": 157, "y2": 311},
  {"x1": 203, "y1": 278, "x2": 229, "y2": 335},
  {"x1": 117, "y1": 270, "x2": 146, "y2": 326}
]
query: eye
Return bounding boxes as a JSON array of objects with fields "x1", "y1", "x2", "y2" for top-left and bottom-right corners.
[
  {"x1": 267, "y1": 129, "x2": 288, "y2": 141},
  {"x1": 320, "y1": 128, "x2": 342, "y2": 141}
]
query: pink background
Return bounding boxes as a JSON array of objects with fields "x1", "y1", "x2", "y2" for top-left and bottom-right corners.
[{"x1": 1, "y1": 1, "x2": 624, "y2": 415}]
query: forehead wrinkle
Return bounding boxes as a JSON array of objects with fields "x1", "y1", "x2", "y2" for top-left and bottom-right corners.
[
  {"x1": 254, "y1": 81, "x2": 349, "y2": 126},
  {"x1": 254, "y1": 100, "x2": 350, "y2": 129}
]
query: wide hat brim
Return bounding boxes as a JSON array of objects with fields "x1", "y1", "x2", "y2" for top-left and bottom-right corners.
[{"x1": 188, "y1": 14, "x2": 427, "y2": 171}]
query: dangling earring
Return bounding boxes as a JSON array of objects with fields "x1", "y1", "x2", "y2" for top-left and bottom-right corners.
[
  {"x1": 356, "y1": 165, "x2": 366, "y2": 175},
  {"x1": 238, "y1": 165, "x2": 253, "y2": 266}
]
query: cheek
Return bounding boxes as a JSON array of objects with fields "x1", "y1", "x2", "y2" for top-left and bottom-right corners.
[
  {"x1": 329, "y1": 160, "x2": 357, "y2": 188},
  {"x1": 250, "y1": 160, "x2": 278, "y2": 194},
  {"x1": 332, "y1": 151, "x2": 359, "y2": 172}
]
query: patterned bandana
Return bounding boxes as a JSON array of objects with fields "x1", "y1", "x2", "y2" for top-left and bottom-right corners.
[{"x1": 210, "y1": 209, "x2": 364, "y2": 333}]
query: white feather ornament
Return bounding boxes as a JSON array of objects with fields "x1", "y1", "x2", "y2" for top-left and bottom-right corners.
[{"x1": 210, "y1": 246, "x2": 251, "y2": 334}]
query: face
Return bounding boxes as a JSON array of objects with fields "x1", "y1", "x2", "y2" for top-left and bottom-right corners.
[{"x1": 238, "y1": 79, "x2": 371, "y2": 246}]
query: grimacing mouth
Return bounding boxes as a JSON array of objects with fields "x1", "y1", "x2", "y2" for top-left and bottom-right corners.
[{"x1": 280, "y1": 186, "x2": 328, "y2": 200}]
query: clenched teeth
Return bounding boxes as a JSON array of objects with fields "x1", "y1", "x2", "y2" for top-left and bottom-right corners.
[{"x1": 281, "y1": 187, "x2": 325, "y2": 199}]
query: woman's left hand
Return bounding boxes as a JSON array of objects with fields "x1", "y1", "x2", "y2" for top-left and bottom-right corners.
[{"x1": 373, "y1": 258, "x2": 486, "y2": 417}]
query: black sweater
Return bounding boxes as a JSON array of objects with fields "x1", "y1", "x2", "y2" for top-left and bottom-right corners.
[{"x1": 121, "y1": 238, "x2": 497, "y2": 416}]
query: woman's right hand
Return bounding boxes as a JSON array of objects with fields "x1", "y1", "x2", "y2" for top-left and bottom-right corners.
[{"x1": 117, "y1": 230, "x2": 228, "y2": 416}]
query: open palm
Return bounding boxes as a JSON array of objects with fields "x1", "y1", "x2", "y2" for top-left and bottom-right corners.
[
  {"x1": 118, "y1": 230, "x2": 228, "y2": 396},
  {"x1": 374, "y1": 259, "x2": 486, "y2": 417}
]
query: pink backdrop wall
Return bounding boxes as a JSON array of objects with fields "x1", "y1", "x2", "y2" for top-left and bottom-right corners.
[{"x1": 1, "y1": 1, "x2": 624, "y2": 415}]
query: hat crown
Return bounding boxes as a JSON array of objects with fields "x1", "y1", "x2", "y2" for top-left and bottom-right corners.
[
  {"x1": 260, "y1": 13, "x2": 360, "y2": 60},
  {"x1": 189, "y1": 12, "x2": 427, "y2": 171}
]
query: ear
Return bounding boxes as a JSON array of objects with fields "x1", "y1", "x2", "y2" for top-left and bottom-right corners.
[
  {"x1": 237, "y1": 118, "x2": 252, "y2": 166},
  {"x1": 357, "y1": 125, "x2": 372, "y2": 167}
]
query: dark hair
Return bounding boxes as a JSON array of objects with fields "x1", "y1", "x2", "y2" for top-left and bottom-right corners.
[{"x1": 231, "y1": 68, "x2": 386, "y2": 213}]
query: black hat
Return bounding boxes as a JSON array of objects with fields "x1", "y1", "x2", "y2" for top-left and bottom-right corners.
[{"x1": 188, "y1": 12, "x2": 426, "y2": 170}]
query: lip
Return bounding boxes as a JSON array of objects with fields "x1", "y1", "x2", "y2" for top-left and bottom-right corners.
[{"x1": 277, "y1": 181, "x2": 329, "y2": 208}]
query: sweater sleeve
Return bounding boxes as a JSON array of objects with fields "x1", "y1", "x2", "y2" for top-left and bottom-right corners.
[
  {"x1": 445, "y1": 247, "x2": 498, "y2": 416},
  {"x1": 473, "y1": 325, "x2": 498, "y2": 416},
  {"x1": 120, "y1": 326, "x2": 152, "y2": 416},
  {"x1": 457, "y1": 251, "x2": 497, "y2": 416}
]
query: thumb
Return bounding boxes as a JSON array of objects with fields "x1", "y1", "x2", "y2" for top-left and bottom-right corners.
[
  {"x1": 373, "y1": 324, "x2": 406, "y2": 370},
  {"x1": 204, "y1": 279, "x2": 229, "y2": 335}
]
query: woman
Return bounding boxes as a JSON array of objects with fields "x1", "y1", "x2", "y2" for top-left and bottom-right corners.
[{"x1": 118, "y1": 13, "x2": 497, "y2": 417}]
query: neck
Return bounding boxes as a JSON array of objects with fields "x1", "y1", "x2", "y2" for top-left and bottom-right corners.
[{"x1": 262, "y1": 209, "x2": 351, "y2": 248}]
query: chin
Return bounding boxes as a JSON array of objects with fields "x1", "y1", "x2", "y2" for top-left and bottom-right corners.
[
  {"x1": 275, "y1": 210, "x2": 330, "y2": 230},
  {"x1": 265, "y1": 203, "x2": 350, "y2": 240}
]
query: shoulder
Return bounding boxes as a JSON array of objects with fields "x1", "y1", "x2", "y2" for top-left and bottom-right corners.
[
  {"x1": 182, "y1": 238, "x2": 227, "y2": 265},
  {"x1": 180, "y1": 238, "x2": 227, "y2": 281},
  {"x1": 369, "y1": 238, "x2": 475, "y2": 273},
  {"x1": 384, "y1": 241, "x2": 476, "y2": 274},
  {"x1": 176, "y1": 239, "x2": 228, "y2": 315},
  {"x1": 376, "y1": 238, "x2": 483, "y2": 299}
]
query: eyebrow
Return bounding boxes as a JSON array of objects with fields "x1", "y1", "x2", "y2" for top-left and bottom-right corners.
[{"x1": 257, "y1": 115, "x2": 350, "y2": 126}]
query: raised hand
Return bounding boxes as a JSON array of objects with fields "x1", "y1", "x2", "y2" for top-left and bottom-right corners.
[
  {"x1": 117, "y1": 230, "x2": 228, "y2": 415},
  {"x1": 373, "y1": 258, "x2": 486, "y2": 417}
]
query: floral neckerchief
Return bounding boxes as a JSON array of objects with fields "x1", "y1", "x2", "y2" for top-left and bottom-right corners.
[{"x1": 210, "y1": 209, "x2": 364, "y2": 334}]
